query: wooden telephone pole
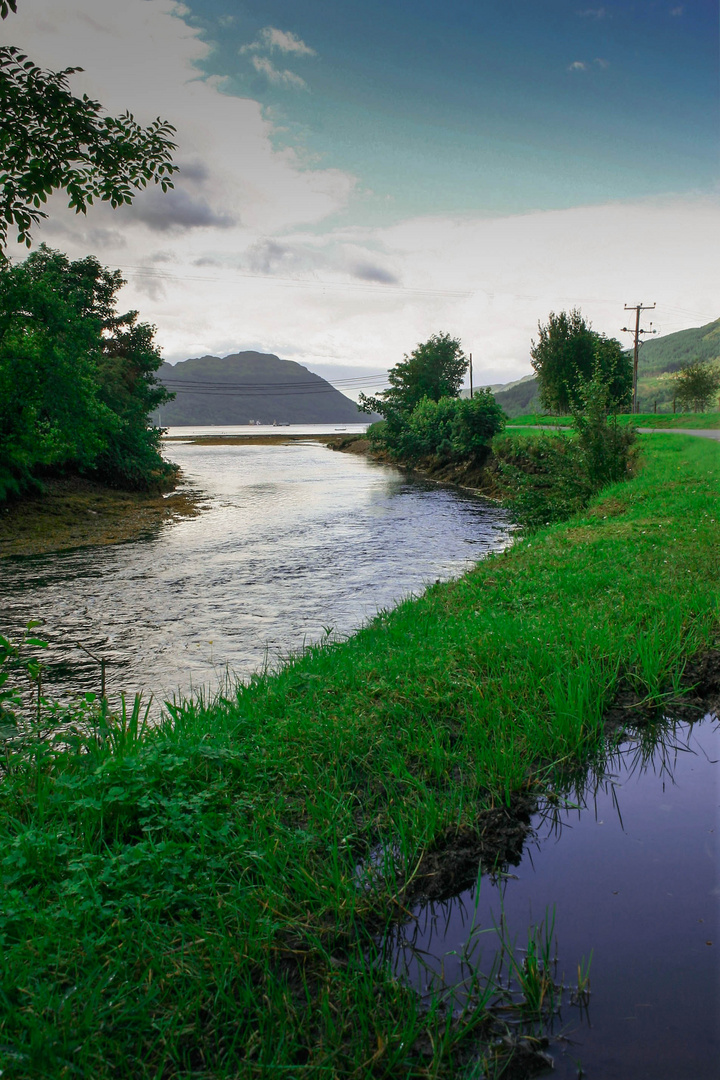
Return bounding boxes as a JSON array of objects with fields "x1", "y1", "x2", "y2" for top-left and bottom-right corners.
[
  {"x1": 621, "y1": 303, "x2": 656, "y2": 413},
  {"x1": 469, "y1": 353, "x2": 473, "y2": 399}
]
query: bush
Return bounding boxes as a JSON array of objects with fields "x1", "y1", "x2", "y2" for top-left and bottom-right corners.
[
  {"x1": 495, "y1": 370, "x2": 637, "y2": 531},
  {"x1": 493, "y1": 433, "x2": 594, "y2": 530},
  {"x1": 673, "y1": 360, "x2": 720, "y2": 413},
  {"x1": 383, "y1": 391, "x2": 505, "y2": 464},
  {"x1": 450, "y1": 390, "x2": 507, "y2": 459},
  {"x1": 571, "y1": 368, "x2": 637, "y2": 487}
]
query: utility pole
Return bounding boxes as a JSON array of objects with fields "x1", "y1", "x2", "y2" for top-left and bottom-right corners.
[
  {"x1": 469, "y1": 352, "x2": 473, "y2": 399},
  {"x1": 621, "y1": 302, "x2": 656, "y2": 414}
]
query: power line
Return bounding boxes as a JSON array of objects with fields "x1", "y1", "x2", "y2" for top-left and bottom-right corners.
[
  {"x1": 159, "y1": 374, "x2": 389, "y2": 391},
  {"x1": 112, "y1": 263, "x2": 719, "y2": 324},
  {"x1": 120, "y1": 264, "x2": 471, "y2": 299},
  {"x1": 162, "y1": 384, "x2": 379, "y2": 399}
]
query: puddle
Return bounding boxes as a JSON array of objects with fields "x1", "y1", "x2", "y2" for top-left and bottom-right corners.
[{"x1": 379, "y1": 717, "x2": 719, "y2": 1078}]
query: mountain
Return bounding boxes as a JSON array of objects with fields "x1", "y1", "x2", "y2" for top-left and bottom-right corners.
[
  {"x1": 152, "y1": 352, "x2": 373, "y2": 425},
  {"x1": 634, "y1": 318, "x2": 720, "y2": 411}
]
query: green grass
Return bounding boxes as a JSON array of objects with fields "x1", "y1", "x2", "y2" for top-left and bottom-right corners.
[
  {"x1": 1, "y1": 434, "x2": 719, "y2": 1078},
  {"x1": 508, "y1": 411, "x2": 720, "y2": 429}
]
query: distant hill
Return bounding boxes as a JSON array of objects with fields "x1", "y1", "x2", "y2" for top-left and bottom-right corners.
[
  {"x1": 637, "y1": 317, "x2": 720, "y2": 374},
  {"x1": 152, "y1": 352, "x2": 373, "y2": 426},
  {"x1": 484, "y1": 318, "x2": 720, "y2": 416},
  {"x1": 459, "y1": 374, "x2": 541, "y2": 417},
  {"x1": 488, "y1": 375, "x2": 541, "y2": 417}
]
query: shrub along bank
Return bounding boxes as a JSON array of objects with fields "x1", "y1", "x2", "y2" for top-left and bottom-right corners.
[{"x1": 0, "y1": 434, "x2": 719, "y2": 1078}]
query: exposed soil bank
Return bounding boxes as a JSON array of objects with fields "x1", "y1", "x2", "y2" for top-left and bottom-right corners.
[{"x1": 0, "y1": 475, "x2": 204, "y2": 558}]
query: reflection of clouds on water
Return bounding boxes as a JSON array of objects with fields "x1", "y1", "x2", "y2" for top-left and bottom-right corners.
[{"x1": 0, "y1": 441, "x2": 511, "y2": 708}]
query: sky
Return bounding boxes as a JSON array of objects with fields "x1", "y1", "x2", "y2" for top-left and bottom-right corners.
[{"x1": 4, "y1": 0, "x2": 719, "y2": 393}]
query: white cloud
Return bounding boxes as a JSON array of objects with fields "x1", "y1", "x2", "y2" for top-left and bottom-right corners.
[
  {"x1": 577, "y1": 7, "x2": 608, "y2": 17},
  {"x1": 240, "y1": 26, "x2": 316, "y2": 57},
  {"x1": 251, "y1": 55, "x2": 308, "y2": 90},
  {"x1": 259, "y1": 27, "x2": 316, "y2": 56},
  {"x1": 594, "y1": 57, "x2": 610, "y2": 68},
  {"x1": 568, "y1": 61, "x2": 588, "y2": 72},
  {"x1": 670, "y1": 6, "x2": 684, "y2": 15}
]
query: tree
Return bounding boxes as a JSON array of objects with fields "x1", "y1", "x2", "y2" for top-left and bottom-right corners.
[
  {"x1": 673, "y1": 359, "x2": 720, "y2": 413},
  {"x1": 359, "y1": 332, "x2": 468, "y2": 421},
  {"x1": 0, "y1": 3, "x2": 177, "y2": 252},
  {"x1": 0, "y1": 246, "x2": 176, "y2": 499},
  {"x1": 530, "y1": 309, "x2": 631, "y2": 414}
]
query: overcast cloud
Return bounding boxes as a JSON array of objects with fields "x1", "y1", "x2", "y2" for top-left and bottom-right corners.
[{"x1": 5, "y1": 0, "x2": 718, "y2": 388}]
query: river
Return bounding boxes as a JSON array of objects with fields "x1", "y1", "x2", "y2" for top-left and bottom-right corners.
[{"x1": 0, "y1": 437, "x2": 511, "y2": 710}]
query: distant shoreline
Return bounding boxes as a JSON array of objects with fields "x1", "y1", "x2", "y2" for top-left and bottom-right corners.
[{"x1": 162, "y1": 433, "x2": 345, "y2": 445}]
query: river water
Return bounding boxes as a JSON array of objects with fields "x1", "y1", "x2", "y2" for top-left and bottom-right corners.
[{"x1": 0, "y1": 438, "x2": 511, "y2": 708}]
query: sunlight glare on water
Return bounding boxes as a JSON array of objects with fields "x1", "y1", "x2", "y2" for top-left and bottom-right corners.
[{"x1": 0, "y1": 439, "x2": 511, "y2": 707}]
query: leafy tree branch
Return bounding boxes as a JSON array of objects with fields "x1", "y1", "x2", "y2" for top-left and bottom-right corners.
[{"x1": 0, "y1": 1, "x2": 177, "y2": 251}]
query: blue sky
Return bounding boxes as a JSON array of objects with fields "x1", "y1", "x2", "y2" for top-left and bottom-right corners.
[
  {"x1": 184, "y1": 1, "x2": 718, "y2": 221},
  {"x1": 8, "y1": 1, "x2": 720, "y2": 386}
]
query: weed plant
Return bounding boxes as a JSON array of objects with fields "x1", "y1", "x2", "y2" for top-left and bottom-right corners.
[{"x1": 0, "y1": 434, "x2": 718, "y2": 1077}]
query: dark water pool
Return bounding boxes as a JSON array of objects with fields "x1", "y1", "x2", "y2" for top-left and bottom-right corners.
[{"x1": 384, "y1": 717, "x2": 719, "y2": 1079}]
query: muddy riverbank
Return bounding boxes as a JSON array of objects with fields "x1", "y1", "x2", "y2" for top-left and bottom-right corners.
[{"x1": 0, "y1": 475, "x2": 204, "y2": 559}]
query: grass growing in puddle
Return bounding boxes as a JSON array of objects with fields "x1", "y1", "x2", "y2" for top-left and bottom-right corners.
[{"x1": 0, "y1": 434, "x2": 719, "y2": 1077}]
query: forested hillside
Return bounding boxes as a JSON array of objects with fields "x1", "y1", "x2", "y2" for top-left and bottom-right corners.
[{"x1": 637, "y1": 317, "x2": 720, "y2": 374}]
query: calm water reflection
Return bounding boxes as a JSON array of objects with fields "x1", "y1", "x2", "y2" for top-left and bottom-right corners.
[
  {"x1": 0, "y1": 440, "x2": 511, "y2": 706},
  {"x1": 385, "y1": 718, "x2": 720, "y2": 1079}
]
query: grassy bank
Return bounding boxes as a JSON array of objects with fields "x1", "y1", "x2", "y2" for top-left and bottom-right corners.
[
  {"x1": 1, "y1": 434, "x2": 719, "y2": 1078},
  {"x1": 509, "y1": 411, "x2": 720, "y2": 429}
]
